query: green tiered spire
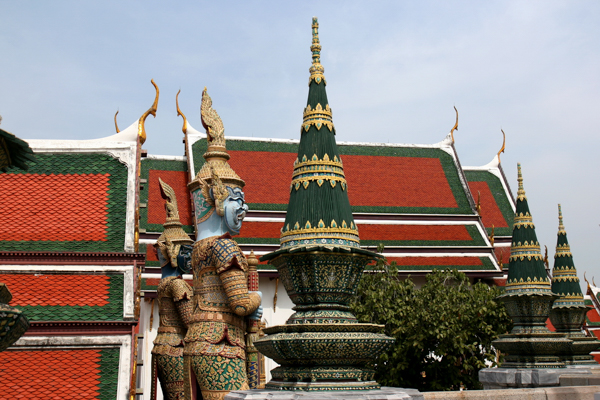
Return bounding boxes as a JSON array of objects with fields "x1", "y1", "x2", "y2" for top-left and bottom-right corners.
[
  {"x1": 551, "y1": 205, "x2": 584, "y2": 307},
  {"x1": 505, "y1": 163, "x2": 552, "y2": 294},
  {"x1": 280, "y1": 17, "x2": 360, "y2": 250}
]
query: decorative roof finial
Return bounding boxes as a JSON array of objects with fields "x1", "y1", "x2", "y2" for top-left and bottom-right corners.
[
  {"x1": 450, "y1": 106, "x2": 458, "y2": 144},
  {"x1": 176, "y1": 89, "x2": 188, "y2": 134},
  {"x1": 309, "y1": 17, "x2": 326, "y2": 85},
  {"x1": 516, "y1": 163, "x2": 526, "y2": 201},
  {"x1": 558, "y1": 204, "x2": 565, "y2": 234},
  {"x1": 114, "y1": 110, "x2": 120, "y2": 133},
  {"x1": 497, "y1": 129, "x2": 506, "y2": 164},
  {"x1": 138, "y1": 79, "x2": 159, "y2": 145},
  {"x1": 200, "y1": 87, "x2": 226, "y2": 149}
]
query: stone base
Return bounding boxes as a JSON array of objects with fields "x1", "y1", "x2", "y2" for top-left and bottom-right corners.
[
  {"x1": 478, "y1": 367, "x2": 593, "y2": 389},
  {"x1": 225, "y1": 387, "x2": 423, "y2": 400}
]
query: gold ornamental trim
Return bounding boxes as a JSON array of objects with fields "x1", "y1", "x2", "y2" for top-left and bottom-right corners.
[
  {"x1": 281, "y1": 225, "x2": 359, "y2": 238},
  {"x1": 290, "y1": 175, "x2": 347, "y2": 191},
  {"x1": 513, "y1": 212, "x2": 535, "y2": 228},
  {"x1": 302, "y1": 103, "x2": 334, "y2": 132}
]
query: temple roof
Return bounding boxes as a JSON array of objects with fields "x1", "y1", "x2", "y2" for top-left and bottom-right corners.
[
  {"x1": 1, "y1": 273, "x2": 124, "y2": 321},
  {"x1": 0, "y1": 347, "x2": 119, "y2": 399},
  {"x1": 0, "y1": 152, "x2": 130, "y2": 252}
]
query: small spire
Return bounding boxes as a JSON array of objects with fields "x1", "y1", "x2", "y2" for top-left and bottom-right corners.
[
  {"x1": 516, "y1": 163, "x2": 526, "y2": 201},
  {"x1": 558, "y1": 204, "x2": 565, "y2": 234},
  {"x1": 308, "y1": 17, "x2": 326, "y2": 85}
]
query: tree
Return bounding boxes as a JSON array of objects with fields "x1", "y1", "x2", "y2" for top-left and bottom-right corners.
[{"x1": 351, "y1": 260, "x2": 512, "y2": 391}]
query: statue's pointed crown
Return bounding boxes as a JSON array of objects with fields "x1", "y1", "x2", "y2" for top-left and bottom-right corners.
[
  {"x1": 157, "y1": 178, "x2": 193, "y2": 267},
  {"x1": 188, "y1": 88, "x2": 245, "y2": 194}
]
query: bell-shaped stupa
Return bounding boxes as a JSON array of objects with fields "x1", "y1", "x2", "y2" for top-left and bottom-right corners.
[
  {"x1": 549, "y1": 205, "x2": 600, "y2": 364},
  {"x1": 492, "y1": 164, "x2": 571, "y2": 368},
  {"x1": 255, "y1": 18, "x2": 394, "y2": 391}
]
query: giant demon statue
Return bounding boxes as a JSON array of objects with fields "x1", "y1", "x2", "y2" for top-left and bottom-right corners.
[
  {"x1": 182, "y1": 88, "x2": 262, "y2": 400},
  {"x1": 151, "y1": 178, "x2": 194, "y2": 400}
]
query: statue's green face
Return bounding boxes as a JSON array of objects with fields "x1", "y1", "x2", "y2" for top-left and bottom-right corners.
[{"x1": 223, "y1": 187, "x2": 248, "y2": 235}]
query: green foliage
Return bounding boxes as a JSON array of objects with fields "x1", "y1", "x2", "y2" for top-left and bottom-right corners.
[{"x1": 351, "y1": 259, "x2": 512, "y2": 391}]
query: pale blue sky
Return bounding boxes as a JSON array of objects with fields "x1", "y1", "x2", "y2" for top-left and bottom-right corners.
[{"x1": 1, "y1": 1, "x2": 599, "y2": 288}]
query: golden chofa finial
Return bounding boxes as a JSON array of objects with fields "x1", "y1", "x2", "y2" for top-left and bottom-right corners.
[
  {"x1": 309, "y1": 17, "x2": 326, "y2": 86},
  {"x1": 450, "y1": 106, "x2": 458, "y2": 144},
  {"x1": 516, "y1": 163, "x2": 526, "y2": 201},
  {"x1": 138, "y1": 79, "x2": 159, "y2": 145},
  {"x1": 114, "y1": 110, "x2": 120, "y2": 133},
  {"x1": 584, "y1": 271, "x2": 590, "y2": 290},
  {"x1": 558, "y1": 204, "x2": 565, "y2": 233},
  {"x1": 497, "y1": 129, "x2": 506, "y2": 164},
  {"x1": 176, "y1": 89, "x2": 188, "y2": 134}
]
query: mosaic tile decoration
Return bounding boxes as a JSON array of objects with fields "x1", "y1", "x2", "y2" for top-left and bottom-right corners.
[
  {"x1": 0, "y1": 153, "x2": 128, "y2": 252},
  {"x1": 2, "y1": 273, "x2": 124, "y2": 321},
  {"x1": 0, "y1": 348, "x2": 120, "y2": 399}
]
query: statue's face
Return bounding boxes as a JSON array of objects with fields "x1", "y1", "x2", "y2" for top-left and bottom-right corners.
[{"x1": 223, "y1": 187, "x2": 248, "y2": 235}]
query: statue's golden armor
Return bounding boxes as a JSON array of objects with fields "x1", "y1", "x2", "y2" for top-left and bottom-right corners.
[
  {"x1": 151, "y1": 276, "x2": 193, "y2": 400},
  {"x1": 184, "y1": 234, "x2": 261, "y2": 400}
]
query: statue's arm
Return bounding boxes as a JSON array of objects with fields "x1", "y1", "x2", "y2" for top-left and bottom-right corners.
[
  {"x1": 214, "y1": 240, "x2": 261, "y2": 317},
  {"x1": 170, "y1": 279, "x2": 194, "y2": 327}
]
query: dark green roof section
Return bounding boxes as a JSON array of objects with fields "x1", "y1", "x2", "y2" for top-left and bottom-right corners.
[
  {"x1": 193, "y1": 138, "x2": 473, "y2": 215},
  {"x1": 13, "y1": 274, "x2": 124, "y2": 321},
  {"x1": 464, "y1": 169, "x2": 514, "y2": 236},
  {"x1": 0, "y1": 153, "x2": 128, "y2": 252},
  {"x1": 98, "y1": 348, "x2": 120, "y2": 399},
  {"x1": 139, "y1": 157, "x2": 193, "y2": 234}
]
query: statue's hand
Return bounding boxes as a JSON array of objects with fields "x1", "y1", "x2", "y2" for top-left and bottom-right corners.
[{"x1": 248, "y1": 291, "x2": 263, "y2": 320}]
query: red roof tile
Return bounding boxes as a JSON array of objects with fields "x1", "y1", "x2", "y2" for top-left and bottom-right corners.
[
  {"x1": 145, "y1": 244, "x2": 159, "y2": 262},
  {"x1": 228, "y1": 151, "x2": 459, "y2": 208},
  {"x1": 0, "y1": 174, "x2": 109, "y2": 241},
  {"x1": 147, "y1": 170, "x2": 193, "y2": 226},
  {"x1": 587, "y1": 306, "x2": 600, "y2": 323},
  {"x1": 0, "y1": 349, "x2": 101, "y2": 399},
  {"x1": 239, "y1": 221, "x2": 474, "y2": 242},
  {"x1": 468, "y1": 181, "x2": 509, "y2": 229},
  {"x1": 386, "y1": 257, "x2": 484, "y2": 266},
  {"x1": 1, "y1": 274, "x2": 109, "y2": 306}
]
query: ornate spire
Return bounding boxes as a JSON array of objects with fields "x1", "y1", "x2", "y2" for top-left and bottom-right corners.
[
  {"x1": 279, "y1": 18, "x2": 359, "y2": 250},
  {"x1": 309, "y1": 17, "x2": 325, "y2": 85},
  {"x1": 552, "y1": 204, "x2": 584, "y2": 307},
  {"x1": 505, "y1": 163, "x2": 551, "y2": 294}
]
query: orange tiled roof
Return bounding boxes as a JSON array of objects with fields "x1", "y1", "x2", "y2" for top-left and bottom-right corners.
[
  {"x1": 228, "y1": 150, "x2": 459, "y2": 208},
  {"x1": 387, "y1": 256, "x2": 484, "y2": 266},
  {"x1": 239, "y1": 221, "x2": 473, "y2": 240},
  {"x1": 467, "y1": 181, "x2": 509, "y2": 229},
  {"x1": 0, "y1": 348, "x2": 118, "y2": 399},
  {"x1": 0, "y1": 173, "x2": 109, "y2": 242},
  {"x1": 1, "y1": 274, "x2": 109, "y2": 306},
  {"x1": 147, "y1": 169, "x2": 193, "y2": 226}
]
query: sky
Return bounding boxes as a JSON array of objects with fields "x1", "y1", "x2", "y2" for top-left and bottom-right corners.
[{"x1": 1, "y1": 1, "x2": 599, "y2": 290}]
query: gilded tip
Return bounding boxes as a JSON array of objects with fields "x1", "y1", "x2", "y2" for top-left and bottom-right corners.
[
  {"x1": 558, "y1": 204, "x2": 565, "y2": 232},
  {"x1": 114, "y1": 110, "x2": 120, "y2": 133},
  {"x1": 498, "y1": 129, "x2": 506, "y2": 163},
  {"x1": 450, "y1": 106, "x2": 458, "y2": 144},
  {"x1": 516, "y1": 163, "x2": 526, "y2": 201},
  {"x1": 176, "y1": 89, "x2": 188, "y2": 134}
]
